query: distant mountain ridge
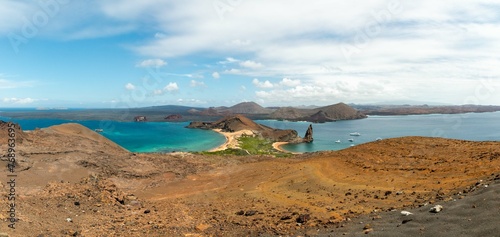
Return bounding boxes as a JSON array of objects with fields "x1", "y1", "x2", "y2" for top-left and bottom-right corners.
[
  {"x1": 188, "y1": 102, "x2": 366, "y2": 123},
  {"x1": 223, "y1": 102, "x2": 274, "y2": 114},
  {"x1": 10, "y1": 101, "x2": 498, "y2": 123},
  {"x1": 270, "y1": 102, "x2": 367, "y2": 122}
]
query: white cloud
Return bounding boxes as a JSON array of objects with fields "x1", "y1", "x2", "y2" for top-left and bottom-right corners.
[
  {"x1": 65, "y1": 25, "x2": 136, "y2": 40},
  {"x1": 0, "y1": 79, "x2": 35, "y2": 89},
  {"x1": 3, "y1": 97, "x2": 37, "y2": 104},
  {"x1": 251, "y1": 78, "x2": 302, "y2": 90},
  {"x1": 120, "y1": 0, "x2": 500, "y2": 104},
  {"x1": 231, "y1": 39, "x2": 251, "y2": 46},
  {"x1": 190, "y1": 80, "x2": 206, "y2": 87},
  {"x1": 155, "y1": 32, "x2": 166, "y2": 38},
  {"x1": 223, "y1": 69, "x2": 241, "y2": 74},
  {"x1": 218, "y1": 57, "x2": 239, "y2": 65},
  {"x1": 226, "y1": 57, "x2": 238, "y2": 63},
  {"x1": 212, "y1": 72, "x2": 220, "y2": 79},
  {"x1": 153, "y1": 89, "x2": 164, "y2": 95},
  {"x1": 125, "y1": 83, "x2": 136, "y2": 90},
  {"x1": 2, "y1": 1, "x2": 500, "y2": 105},
  {"x1": 164, "y1": 82, "x2": 179, "y2": 92},
  {"x1": 136, "y1": 59, "x2": 167, "y2": 68},
  {"x1": 177, "y1": 98, "x2": 207, "y2": 104},
  {"x1": 252, "y1": 78, "x2": 274, "y2": 89},
  {"x1": 279, "y1": 78, "x2": 301, "y2": 87},
  {"x1": 240, "y1": 60, "x2": 263, "y2": 69}
]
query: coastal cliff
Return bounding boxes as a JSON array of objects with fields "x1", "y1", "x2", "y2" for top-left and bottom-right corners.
[{"x1": 187, "y1": 115, "x2": 312, "y2": 143}]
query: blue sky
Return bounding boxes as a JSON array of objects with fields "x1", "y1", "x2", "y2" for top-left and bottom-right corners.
[{"x1": 1, "y1": 0, "x2": 500, "y2": 108}]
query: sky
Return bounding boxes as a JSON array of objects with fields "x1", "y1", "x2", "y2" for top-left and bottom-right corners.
[{"x1": 1, "y1": 0, "x2": 500, "y2": 108}]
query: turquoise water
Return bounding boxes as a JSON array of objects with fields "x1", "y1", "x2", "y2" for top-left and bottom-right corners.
[
  {"x1": 1, "y1": 111, "x2": 499, "y2": 153},
  {"x1": 257, "y1": 111, "x2": 500, "y2": 153},
  {"x1": 0, "y1": 117, "x2": 225, "y2": 153}
]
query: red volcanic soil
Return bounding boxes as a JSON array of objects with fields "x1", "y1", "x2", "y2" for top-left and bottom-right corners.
[{"x1": 0, "y1": 123, "x2": 499, "y2": 236}]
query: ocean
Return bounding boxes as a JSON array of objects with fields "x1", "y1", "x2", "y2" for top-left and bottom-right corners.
[
  {"x1": 258, "y1": 112, "x2": 500, "y2": 153},
  {"x1": 1, "y1": 111, "x2": 499, "y2": 153},
  {"x1": 0, "y1": 116, "x2": 225, "y2": 153}
]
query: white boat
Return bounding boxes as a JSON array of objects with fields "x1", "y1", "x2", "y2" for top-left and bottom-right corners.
[
  {"x1": 94, "y1": 129, "x2": 104, "y2": 133},
  {"x1": 349, "y1": 132, "x2": 361, "y2": 136},
  {"x1": 335, "y1": 140, "x2": 341, "y2": 143},
  {"x1": 376, "y1": 137, "x2": 383, "y2": 141}
]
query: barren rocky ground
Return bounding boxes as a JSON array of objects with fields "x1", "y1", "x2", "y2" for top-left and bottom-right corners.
[{"x1": 0, "y1": 122, "x2": 499, "y2": 236}]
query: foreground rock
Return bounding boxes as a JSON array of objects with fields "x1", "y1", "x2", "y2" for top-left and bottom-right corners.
[{"x1": 0, "y1": 120, "x2": 25, "y2": 143}]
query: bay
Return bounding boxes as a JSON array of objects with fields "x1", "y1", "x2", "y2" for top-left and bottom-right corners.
[
  {"x1": 257, "y1": 111, "x2": 500, "y2": 153},
  {"x1": 0, "y1": 116, "x2": 225, "y2": 153},
  {"x1": 1, "y1": 111, "x2": 499, "y2": 153}
]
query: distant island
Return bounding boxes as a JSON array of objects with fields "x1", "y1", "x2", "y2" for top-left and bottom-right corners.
[
  {"x1": 187, "y1": 114, "x2": 313, "y2": 147},
  {"x1": 355, "y1": 104, "x2": 500, "y2": 116},
  {"x1": 1, "y1": 102, "x2": 500, "y2": 123}
]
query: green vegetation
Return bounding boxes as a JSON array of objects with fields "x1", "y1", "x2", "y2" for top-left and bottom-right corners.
[{"x1": 197, "y1": 134, "x2": 291, "y2": 157}]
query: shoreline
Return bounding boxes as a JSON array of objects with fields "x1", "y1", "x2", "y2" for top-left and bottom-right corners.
[
  {"x1": 209, "y1": 129, "x2": 303, "y2": 154},
  {"x1": 209, "y1": 129, "x2": 255, "y2": 152},
  {"x1": 272, "y1": 141, "x2": 303, "y2": 154}
]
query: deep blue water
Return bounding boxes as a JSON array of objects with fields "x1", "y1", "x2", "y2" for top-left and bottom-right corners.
[
  {"x1": 1, "y1": 111, "x2": 499, "y2": 153},
  {"x1": 257, "y1": 112, "x2": 500, "y2": 153}
]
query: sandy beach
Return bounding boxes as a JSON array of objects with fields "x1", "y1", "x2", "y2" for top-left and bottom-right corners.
[
  {"x1": 211, "y1": 130, "x2": 302, "y2": 154},
  {"x1": 272, "y1": 141, "x2": 300, "y2": 154},
  {"x1": 209, "y1": 129, "x2": 255, "y2": 152}
]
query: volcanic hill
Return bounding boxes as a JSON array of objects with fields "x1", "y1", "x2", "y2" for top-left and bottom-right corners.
[
  {"x1": 187, "y1": 114, "x2": 309, "y2": 143},
  {"x1": 0, "y1": 121, "x2": 499, "y2": 236},
  {"x1": 270, "y1": 102, "x2": 367, "y2": 122}
]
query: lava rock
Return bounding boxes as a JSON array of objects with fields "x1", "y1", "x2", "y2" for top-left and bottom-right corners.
[{"x1": 296, "y1": 214, "x2": 310, "y2": 223}]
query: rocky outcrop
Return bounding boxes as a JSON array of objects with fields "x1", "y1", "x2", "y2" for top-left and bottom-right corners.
[
  {"x1": 187, "y1": 115, "x2": 312, "y2": 143},
  {"x1": 0, "y1": 121, "x2": 25, "y2": 143},
  {"x1": 303, "y1": 124, "x2": 313, "y2": 143},
  {"x1": 305, "y1": 110, "x2": 335, "y2": 123},
  {"x1": 187, "y1": 115, "x2": 263, "y2": 132},
  {"x1": 165, "y1": 114, "x2": 182, "y2": 120},
  {"x1": 134, "y1": 116, "x2": 147, "y2": 122}
]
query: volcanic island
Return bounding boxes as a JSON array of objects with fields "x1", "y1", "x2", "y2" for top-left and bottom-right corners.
[{"x1": 0, "y1": 117, "x2": 499, "y2": 236}]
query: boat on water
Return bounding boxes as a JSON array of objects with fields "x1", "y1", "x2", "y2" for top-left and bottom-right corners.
[
  {"x1": 335, "y1": 140, "x2": 341, "y2": 143},
  {"x1": 94, "y1": 129, "x2": 104, "y2": 133},
  {"x1": 348, "y1": 138, "x2": 354, "y2": 142},
  {"x1": 349, "y1": 132, "x2": 361, "y2": 136},
  {"x1": 376, "y1": 137, "x2": 383, "y2": 141}
]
